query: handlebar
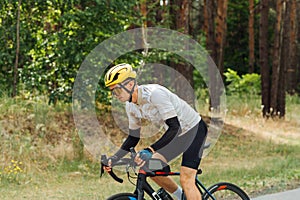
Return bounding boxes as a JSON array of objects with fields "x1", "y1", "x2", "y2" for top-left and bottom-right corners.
[
  {"x1": 100, "y1": 154, "x2": 124, "y2": 183},
  {"x1": 100, "y1": 147, "x2": 155, "y2": 183},
  {"x1": 101, "y1": 143, "x2": 211, "y2": 183}
]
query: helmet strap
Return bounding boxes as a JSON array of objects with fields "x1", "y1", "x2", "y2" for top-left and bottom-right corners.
[
  {"x1": 128, "y1": 80, "x2": 136, "y2": 102},
  {"x1": 118, "y1": 79, "x2": 136, "y2": 102}
]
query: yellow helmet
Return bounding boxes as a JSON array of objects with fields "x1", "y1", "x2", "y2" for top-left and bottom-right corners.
[{"x1": 104, "y1": 63, "x2": 137, "y2": 87}]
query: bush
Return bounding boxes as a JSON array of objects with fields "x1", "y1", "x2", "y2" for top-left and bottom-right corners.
[{"x1": 224, "y1": 68, "x2": 261, "y2": 96}]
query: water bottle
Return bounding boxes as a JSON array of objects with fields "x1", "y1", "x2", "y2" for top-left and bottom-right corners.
[{"x1": 157, "y1": 188, "x2": 173, "y2": 200}]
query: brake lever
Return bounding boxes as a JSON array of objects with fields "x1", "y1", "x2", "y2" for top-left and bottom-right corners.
[
  {"x1": 129, "y1": 147, "x2": 137, "y2": 159},
  {"x1": 100, "y1": 155, "x2": 124, "y2": 183},
  {"x1": 100, "y1": 155, "x2": 107, "y2": 177}
]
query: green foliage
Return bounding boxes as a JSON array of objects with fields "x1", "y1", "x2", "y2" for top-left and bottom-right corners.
[
  {"x1": 224, "y1": 68, "x2": 261, "y2": 95},
  {"x1": 0, "y1": 0, "x2": 138, "y2": 103},
  {"x1": 0, "y1": 0, "x2": 295, "y2": 105},
  {"x1": 224, "y1": 0, "x2": 251, "y2": 73},
  {"x1": 224, "y1": 0, "x2": 262, "y2": 74}
]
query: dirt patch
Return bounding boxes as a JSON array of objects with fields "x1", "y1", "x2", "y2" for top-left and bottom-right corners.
[{"x1": 225, "y1": 116, "x2": 300, "y2": 145}]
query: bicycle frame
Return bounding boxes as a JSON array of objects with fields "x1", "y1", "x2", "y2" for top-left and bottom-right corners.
[
  {"x1": 101, "y1": 148, "x2": 249, "y2": 200},
  {"x1": 133, "y1": 168, "x2": 216, "y2": 200}
]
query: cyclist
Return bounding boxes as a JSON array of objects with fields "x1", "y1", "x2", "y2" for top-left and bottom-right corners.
[{"x1": 103, "y1": 63, "x2": 208, "y2": 200}]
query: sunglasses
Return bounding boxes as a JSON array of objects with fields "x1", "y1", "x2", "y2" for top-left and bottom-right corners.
[
  {"x1": 111, "y1": 86, "x2": 123, "y2": 96},
  {"x1": 111, "y1": 80, "x2": 131, "y2": 96}
]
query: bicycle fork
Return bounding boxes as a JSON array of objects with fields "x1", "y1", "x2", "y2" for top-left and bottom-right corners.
[{"x1": 136, "y1": 173, "x2": 164, "y2": 200}]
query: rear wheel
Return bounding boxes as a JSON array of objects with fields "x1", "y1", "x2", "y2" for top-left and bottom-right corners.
[
  {"x1": 107, "y1": 193, "x2": 138, "y2": 200},
  {"x1": 203, "y1": 182, "x2": 250, "y2": 200}
]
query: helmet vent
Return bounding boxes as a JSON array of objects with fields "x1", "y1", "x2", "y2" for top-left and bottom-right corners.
[{"x1": 112, "y1": 73, "x2": 120, "y2": 82}]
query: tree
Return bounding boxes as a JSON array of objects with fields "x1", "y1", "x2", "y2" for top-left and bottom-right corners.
[
  {"x1": 270, "y1": 0, "x2": 283, "y2": 117},
  {"x1": 215, "y1": 0, "x2": 228, "y2": 76},
  {"x1": 169, "y1": 0, "x2": 195, "y2": 105},
  {"x1": 13, "y1": 0, "x2": 21, "y2": 97},
  {"x1": 277, "y1": 0, "x2": 295, "y2": 117},
  {"x1": 1, "y1": 0, "x2": 299, "y2": 110},
  {"x1": 0, "y1": 0, "x2": 138, "y2": 103},
  {"x1": 259, "y1": 0, "x2": 270, "y2": 117},
  {"x1": 297, "y1": 0, "x2": 300, "y2": 93},
  {"x1": 204, "y1": 0, "x2": 217, "y2": 62},
  {"x1": 286, "y1": 0, "x2": 298, "y2": 94},
  {"x1": 248, "y1": 0, "x2": 255, "y2": 73},
  {"x1": 203, "y1": 0, "x2": 229, "y2": 111},
  {"x1": 204, "y1": 0, "x2": 218, "y2": 110}
]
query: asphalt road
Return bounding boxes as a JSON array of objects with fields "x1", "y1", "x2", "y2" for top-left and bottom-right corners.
[{"x1": 252, "y1": 188, "x2": 300, "y2": 200}]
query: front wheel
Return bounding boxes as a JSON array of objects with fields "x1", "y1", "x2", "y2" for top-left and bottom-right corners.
[
  {"x1": 107, "y1": 193, "x2": 138, "y2": 200},
  {"x1": 203, "y1": 182, "x2": 250, "y2": 200}
]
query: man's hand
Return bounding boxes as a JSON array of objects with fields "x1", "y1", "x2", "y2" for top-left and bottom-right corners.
[
  {"x1": 135, "y1": 148, "x2": 153, "y2": 167},
  {"x1": 103, "y1": 155, "x2": 119, "y2": 172}
]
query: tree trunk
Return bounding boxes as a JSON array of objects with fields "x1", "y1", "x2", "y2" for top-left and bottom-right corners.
[
  {"x1": 248, "y1": 0, "x2": 255, "y2": 73},
  {"x1": 278, "y1": 0, "x2": 291, "y2": 118},
  {"x1": 13, "y1": 0, "x2": 22, "y2": 97},
  {"x1": 259, "y1": 0, "x2": 270, "y2": 117},
  {"x1": 140, "y1": 0, "x2": 148, "y2": 51},
  {"x1": 270, "y1": 0, "x2": 283, "y2": 117},
  {"x1": 204, "y1": 0, "x2": 217, "y2": 62},
  {"x1": 215, "y1": 0, "x2": 228, "y2": 78},
  {"x1": 286, "y1": 0, "x2": 298, "y2": 94},
  {"x1": 204, "y1": 0, "x2": 222, "y2": 110},
  {"x1": 297, "y1": 0, "x2": 300, "y2": 94},
  {"x1": 175, "y1": 0, "x2": 189, "y2": 34},
  {"x1": 169, "y1": 0, "x2": 195, "y2": 106}
]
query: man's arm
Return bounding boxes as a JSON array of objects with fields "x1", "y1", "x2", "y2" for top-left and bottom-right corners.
[
  {"x1": 150, "y1": 116, "x2": 181, "y2": 152},
  {"x1": 103, "y1": 128, "x2": 140, "y2": 171},
  {"x1": 114, "y1": 128, "x2": 141, "y2": 159}
]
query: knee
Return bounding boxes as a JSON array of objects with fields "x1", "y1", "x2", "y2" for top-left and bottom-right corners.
[
  {"x1": 180, "y1": 173, "x2": 194, "y2": 188},
  {"x1": 151, "y1": 176, "x2": 160, "y2": 182}
]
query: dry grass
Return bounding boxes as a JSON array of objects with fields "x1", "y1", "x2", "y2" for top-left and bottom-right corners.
[
  {"x1": 224, "y1": 94, "x2": 300, "y2": 145},
  {"x1": 225, "y1": 116, "x2": 300, "y2": 145},
  {"x1": 0, "y1": 94, "x2": 299, "y2": 199}
]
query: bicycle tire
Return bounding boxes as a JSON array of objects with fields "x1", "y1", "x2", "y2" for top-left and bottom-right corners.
[
  {"x1": 107, "y1": 193, "x2": 140, "y2": 200},
  {"x1": 203, "y1": 182, "x2": 250, "y2": 200}
]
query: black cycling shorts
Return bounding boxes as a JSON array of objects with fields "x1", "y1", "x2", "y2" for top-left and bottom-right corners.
[{"x1": 157, "y1": 119, "x2": 208, "y2": 170}]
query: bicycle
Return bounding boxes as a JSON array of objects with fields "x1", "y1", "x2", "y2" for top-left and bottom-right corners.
[{"x1": 100, "y1": 147, "x2": 250, "y2": 200}]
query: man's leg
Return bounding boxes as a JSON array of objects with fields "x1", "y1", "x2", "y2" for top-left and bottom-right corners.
[
  {"x1": 151, "y1": 176, "x2": 179, "y2": 193},
  {"x1": 180, "y1": 166, "x2": 202, "y2": 200},
  {"x1": 150, "y1": 153, "x2": 180, "y2": 193},
  {"x1": 151, "y1": 120, "x2": 207, "y2": 198},
  {"x1": 180, "y1": 120, "x2": 207, "y2": 199}
]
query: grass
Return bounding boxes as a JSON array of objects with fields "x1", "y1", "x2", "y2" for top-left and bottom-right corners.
[
  {"x1": 1, "y1": 129, "x2": 298, "y2": 199},
  {"x1": 0, "y1": 93, "x2": 299, "y2": 199}
]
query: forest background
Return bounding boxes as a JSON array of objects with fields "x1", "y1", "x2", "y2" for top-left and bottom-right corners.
[{"x1": 0, "y1": 0, "x2": 299, "y2": 199}]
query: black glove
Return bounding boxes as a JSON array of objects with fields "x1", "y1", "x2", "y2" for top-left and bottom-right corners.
[{"x1": 107, "y1": 155, "x2": 120, "y2": 167}]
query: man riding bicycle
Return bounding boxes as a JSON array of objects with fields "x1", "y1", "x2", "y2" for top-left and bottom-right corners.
[{"x1": 103, "y1": 63, "x2": 208, "y2": 200}]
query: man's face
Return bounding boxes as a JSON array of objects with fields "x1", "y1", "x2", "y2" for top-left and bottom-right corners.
[{"x1": 109, "y1": 80, "x2": 132, "y2": 102}]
